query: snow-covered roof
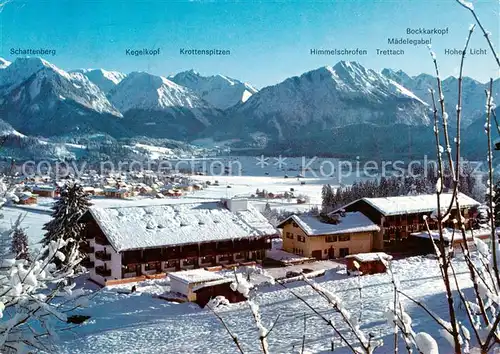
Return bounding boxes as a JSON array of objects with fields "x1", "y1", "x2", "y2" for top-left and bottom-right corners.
[
  {"x1": 169, "y1": 269, "x2": 226, "y2": 285},
  {"x1": 278, "y1": 212, "x2": 380, "y2": 236},
  {"x1": 32, "y1": 185, "x2": 55, "y2": 191},
  {"x1": 411, "y1": 227, "x2": 492, "y2": 242},
  {"x1": 192, "y1": 278, "x2": 233, "y2": 291},
  {"x1": 346, "y1": 252, "x2": 392, "y2": 262},
  {"x1": 86, "y1": 200, "x2": 277, "y2": 251},
  {"x1": 346, "y1": 193, "x2": 480, "y2": 216}
]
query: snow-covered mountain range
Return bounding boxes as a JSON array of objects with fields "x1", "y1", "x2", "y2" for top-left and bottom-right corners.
[
  {"x1": 170, "y1": 70, "x2": 258, "y2": 110},
  {"x1": 0, "y1": 56, "x2": 494, "y2": 158},
  {"x1": 381, "y1": 68, "x2": 493, "y2": 127},
  {"x1": 0, "y1": 58, "x2": 124, "y2": 137}
]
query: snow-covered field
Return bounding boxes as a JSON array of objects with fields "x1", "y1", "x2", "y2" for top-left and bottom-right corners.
[
  {"x1": 0, "y1": 206, "x2": 51, "y2": 246},
  {"x1": 53, "y1": 256, "x2": 474, "y2": 354}
]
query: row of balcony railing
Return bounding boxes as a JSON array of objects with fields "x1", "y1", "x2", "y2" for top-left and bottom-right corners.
[{"x1": 122, "y1": 240, "x2": 271, "y2": 265}]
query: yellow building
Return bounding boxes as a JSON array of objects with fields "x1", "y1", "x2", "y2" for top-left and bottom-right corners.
[{"x1": 277, "y1": 212, "x2": 380, "y2": 260}]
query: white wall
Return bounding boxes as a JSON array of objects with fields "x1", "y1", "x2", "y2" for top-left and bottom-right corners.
[
  {"x1": 89, "y1": 242, "x2": 122, "y2": 285},
  {"x1": 170, "y1": 279, "x2": 189, "y2": 296}
]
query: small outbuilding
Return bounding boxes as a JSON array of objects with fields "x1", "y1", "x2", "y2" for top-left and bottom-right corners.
[
  {"x1": 345, "y1": 252, "x2": 392, "y2": 275},
  {"x1": 169, "y1": 269, "x2": 246, "y2": 307}
]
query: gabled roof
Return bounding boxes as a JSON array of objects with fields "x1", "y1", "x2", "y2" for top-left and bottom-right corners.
[
  {"x1": 345, "y1": 252, "x2": 392, "y2": 262},
  {"x1": 339, "y1": 193, "x2": 480, "y2": 217},
  {"x1": 277, "y1": 212, "x2": 380, "y2": 236},
  {"x1": 84, "y1": 200, "x2": 277, "y2": 252}
]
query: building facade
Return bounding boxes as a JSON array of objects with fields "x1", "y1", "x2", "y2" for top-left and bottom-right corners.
[
  {"x1": 340, "y1": 193, "x2": 480, "y2": 252},
  {"x1": 79, "y1": 199, "x2": 278, "y2": 286},
  {"x1": 277, "y1": 212, "x2": 380, "y2": 260}
]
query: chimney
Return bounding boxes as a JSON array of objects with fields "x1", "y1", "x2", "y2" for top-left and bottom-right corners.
[{"x1": 223, "y1": 198, "x2": 248, "y2": 213}]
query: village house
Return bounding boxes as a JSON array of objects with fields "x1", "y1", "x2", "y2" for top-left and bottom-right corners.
[
  {"x1": 103, "y1": 185, "x2": 132, "y2": 199},
  {"x1": 31, "y1": 185, "x2": 57, "y2": 198},
  {"x1": 79, "y1": 199, "x2": 278, "y2": 286},
  {"x1": 338, "y1": 193, "x2": 481, "y2": 252},
  {"x1": 17, "y1": 191, "x2": 38, "y2": 205},
  {"x1": 277, "y1": 212, "x2": 380, "y2": 260}
]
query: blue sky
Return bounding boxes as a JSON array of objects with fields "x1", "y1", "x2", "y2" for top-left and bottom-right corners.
[{"x1": 1, "y1": 0, "x2": 498, "y2": 88}]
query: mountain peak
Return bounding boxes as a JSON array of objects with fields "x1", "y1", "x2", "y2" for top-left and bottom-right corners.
[
  {"x1": 170, "y1": 70, "x2": 258, "y2": 110},
  {"x1": 334, "y1": 60, "x2": 365, "y2": 70},
  {"x1": 0, "y1": 58, "x2": 11, "y2": 69},
  {"x1": 109, "y1": 71, "x2": 210, "y2": 114},
  {"x1": 0, "y1": 57, "x2": 72, "y2": 92},
  {"x1": 73, "y1": 68, "x2": 127, "y2": 93}
]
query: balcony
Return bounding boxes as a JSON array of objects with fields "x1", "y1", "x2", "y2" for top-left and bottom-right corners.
[
  {"x1": 80, "y1": 244, "x2": 94, "y2": 254},
  {"x1": 95, "y1": 251, "x2": 112, "y2": 261},
  {"x1": 180, "y1": 250, "x2": 199, "y2": 258},
  {"x1": 199, "y1": 247, "x2": 217, "y2": 257},
  {"x1": 122, "y1": 250, "x2": 143, "y2": 265},
  {"x1": 95, "y1": 266, "x2": 111, "y2": 277},
  {"x1": 81, "y1": 260, "x2": 94, "y2": 268},
  {"x1": 163, "y1": 247, "x2": 180, "y2": 260},
  {"x1": 94, "y1": 235, "x2": 110, "y2": 246}
]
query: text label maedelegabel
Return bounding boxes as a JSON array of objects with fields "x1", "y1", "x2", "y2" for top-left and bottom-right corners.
[
  {"x1": 387, "y1": 37, "x2": 432, "y2": 46},
  {"x1": 310, "y1": 48, "x2": 368, "y2": 55},
  {"x1": 10, "y1": 48, "x2": 56, "y2": 56},
  {"x1": 125, "y1": 48, "x2": 160, "y2": 56},
  {"x1": 179, "y1": 48, "x2": 230, "y2": 56}
]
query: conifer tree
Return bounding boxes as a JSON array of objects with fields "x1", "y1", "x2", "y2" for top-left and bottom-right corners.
[
  {"x1": 41, "y1": 182, "x2": 92, "y2": 267},
  {"x1": 321, "y1": 184, "x2": 335, "y2": 213},
  {"x1": 11, "y1": 227, "x2": 30, "y2": 261}
]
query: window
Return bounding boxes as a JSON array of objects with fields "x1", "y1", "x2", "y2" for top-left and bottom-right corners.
[
  {"x1": 338, "y1": 234, "x2": 350, "y2": 242},
  {"x1": 297, "y1": 235, "x2": 306, "y2": 243},
  {"x1": 165, "y1": 260, "x2": 178, "y2": 268},
  {"x1": 326, "y1": 235, "x2": 337, "y2": 243},
  {"x1": 339, "y1": 248, "x2": 349, "y2": 257},
  {"x1": 286, "y1": 232, "x2": 294, "y2": 239},
  {"x1": 123, "y1": 264, "x2": 136, "y2": 273},
  {"x1": 183, "y1": 258, "x2": 196, "y2": 266},
  {"x1": 145, "y1": 262, "x2": 160, "y2": 271},
  {"x1": 200, "y1": 255, "x2": 214, "y2": 264},
  {"x1": 218, "y1": 255, "x2": 232, "y2": 262},
  {"x1": 292, "y1": 222, "x2": 299, "y2": 228}
]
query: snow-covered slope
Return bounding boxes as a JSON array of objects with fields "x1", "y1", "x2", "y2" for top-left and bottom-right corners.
[
  {"x1": 108, "y1": 72, "x2": 222, "y2": 139},
  {"x1": 0, "y1": 58, "x2": 10, "y2": 69},
  {"x1": 0, "y1": 118, "x2": 22, "y2": 137},
  {"x1": 382, "y1": 68, "x2": 487, "y2": 127},
  {"x1": 170, "y1": 70, "x2": 258, "y2": 110},
  {"x1": 0, "y1": 58, "x2": 125, "y2": 137},
  {"x1": 73, "y1": 68, "x2": 126, "y2": 93}
]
